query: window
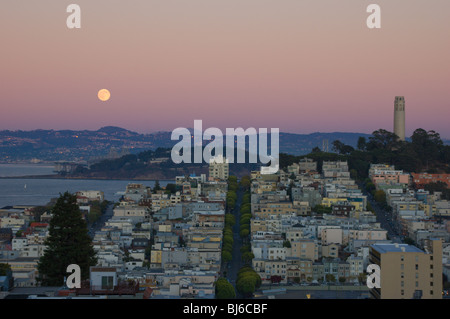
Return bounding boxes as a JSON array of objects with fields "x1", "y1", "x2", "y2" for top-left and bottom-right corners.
[{"x1": 101, "y1": 276, "x2": 114, "y2": 290}]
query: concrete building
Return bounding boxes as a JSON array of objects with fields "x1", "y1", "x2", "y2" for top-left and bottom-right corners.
[
  {"x1": 321, "y1": 227, "x2": 343, "y2": 245},
  {"x1": 369, "y1": 239, "x2": 442, "y2": 299},
  {"x1": 76, "y1": 190, "x2": 105, "y2": 203},
  {"x1": 113, "y1": 204, "x2": 150, "y2": 224},
  {"x1": 288, "y1": 239, "x2": 319, "y2": 261},
  {"x1": 208, "y1": 155, "x2": 229, "y2": 181}
]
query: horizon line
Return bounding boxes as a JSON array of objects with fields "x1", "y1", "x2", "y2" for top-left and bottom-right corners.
[{"x1": 2, "y1": 126, "x2": 450, "y2": 140}]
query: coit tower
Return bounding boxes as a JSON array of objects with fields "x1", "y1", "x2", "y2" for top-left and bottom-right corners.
[{"x1": 394, "y1": 96, "x2": 405, "y2": 141}]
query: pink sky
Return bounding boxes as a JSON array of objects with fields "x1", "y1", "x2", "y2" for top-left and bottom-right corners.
[{"x1": 1, "y1": 0, "x2": 450, "y2": 138}]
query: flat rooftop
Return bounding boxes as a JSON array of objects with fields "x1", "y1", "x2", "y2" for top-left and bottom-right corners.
[{"x1": 371, "y1": 243, "x2": 424, "y2": 254}]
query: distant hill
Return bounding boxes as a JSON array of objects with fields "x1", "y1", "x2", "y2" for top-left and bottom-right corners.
[
  {"x1": 0, "y1": 126, "x2": 447, "y2": 163},
  {"x1": 278, "y1": 131, "x2": 371, "y2": 155}
]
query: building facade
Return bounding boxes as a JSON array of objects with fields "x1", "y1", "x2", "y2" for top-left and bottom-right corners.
[{"x1": 369, "y1": 239, "x2": 442, "y2": 299}]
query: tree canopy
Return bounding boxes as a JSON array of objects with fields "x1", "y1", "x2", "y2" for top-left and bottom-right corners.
[
  {"x1": 215, "y1": 278, "x2": 236, "y2": 299},
  {"x1": 280, "y1": 127, "x2": 450, "y2": 181}
]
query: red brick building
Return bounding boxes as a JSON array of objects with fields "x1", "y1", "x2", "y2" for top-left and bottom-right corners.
[{"x1": 411, "y1": 173, "x2": 450, "y2": 188}]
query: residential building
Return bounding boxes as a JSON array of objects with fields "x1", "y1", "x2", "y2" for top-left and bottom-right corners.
[
  {"x1": 208, "y1": 155, "x2": 229, "y2": 181},
  {"x1": 369, "y1": 239, "x2": 443, "y2": 299}
]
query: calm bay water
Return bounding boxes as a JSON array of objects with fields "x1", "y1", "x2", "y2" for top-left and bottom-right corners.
[{"x1": 0, "y1": 164, "x2": 170, "y2": 208}]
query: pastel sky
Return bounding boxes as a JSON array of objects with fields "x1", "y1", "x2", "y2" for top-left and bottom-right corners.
[{"x1": 1, "y1": 1, "x2": 449, "y2": 138}]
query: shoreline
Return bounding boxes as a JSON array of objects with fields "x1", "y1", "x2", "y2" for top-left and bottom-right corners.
[{"x1": 0, "y1": 174, "x2": 175, "y2": 182}]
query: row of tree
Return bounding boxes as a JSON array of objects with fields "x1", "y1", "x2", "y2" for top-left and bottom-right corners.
[
  {"x1": 239, "y1": 188, "x2": 255, "y2": 265},
  {"x1": 215, "y1": 266, "x2": 262, "y2": 299},
  {"x1": 239, "y1": 190, "x2": 251, "y2": 240},
  {"x1": 226, "y1": 176, "x2": 238, "y2": 212},
  {"x1": 234, "y1": 176, "x2": 260, "y2": 297},
  {"x1": 222, "y1": 175, "x2": 239, "y2": 264},
  {"x1": 222, "y1": 212, "x2": 235, "y2": 264},
  {"x1": 235, "y1": 266, "x2": 262, "y2": 298},
  {"x1": 216, "y1": 267, "x2": 262, "y2": 299},
  {"x1": 217, "y1": 176, "x2": 241, "y2": 298}
]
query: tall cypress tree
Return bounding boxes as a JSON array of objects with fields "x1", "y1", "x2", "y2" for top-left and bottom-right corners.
[{"x1": 37, "y1": 192, "x2": 97, "y2": 286}]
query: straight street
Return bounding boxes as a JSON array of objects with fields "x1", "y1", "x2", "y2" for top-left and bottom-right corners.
[
  {"x1": 88, "y1": 203, "x2": 114, "y2": 238},
  {"x1": 364, "y1": 189, "x2": 403, "y2": 243},
  {"x1": 226, "y1": 186, "x2": 245, "y2": 297}
]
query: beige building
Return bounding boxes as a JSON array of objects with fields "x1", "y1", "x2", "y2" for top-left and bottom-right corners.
[
  {"x1": 113, "y1": 204, "x2": 149, "y2": 219},
  {"x1": 208, "y1": 155, "x2": 229, "y2": 181},
  {"x1": 346, "y1": 229, "x2": 387, "y2": 243},
  {"x1": 287, "y1": 158, "x2": 317, "y2": 175},
  {"x1": 253, "y1": 201, "x2": 298, "y2": 219},
  {"x1": 321, "y1": 228, "x2": 343, "y2": 245},
  {"x1": 286, "y1": 258, "x2": 314, "y2": 283},
  {"x1": 76, "y1": 190, "x2": 105, "y2": 203},
  {"x1": 322, "y1": 243, "x2": 339, "y2": 259},
  {"x1": 250, "y1": 218, "x2": 283, "y2": 235},
  {"x1": 369, "y1": 239, "x2": 442, "y2": 299},
  {"x1": 288, "y1": 239, "x2": 319, "y2": 261},
  {"x1": 285, "y1": 227, "x2": 305, "y2": 243},
  {"x1": 150, "y1": 194, "x2": 172, "y2": 212}
]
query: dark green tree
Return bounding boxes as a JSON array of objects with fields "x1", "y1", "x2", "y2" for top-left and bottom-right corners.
[
  {"x1": 236, "y1": 267, "x2": 261, "y2": 297},
  {"x1": 37, "y1": 192, "x2": 97, "y2": 286},
  {"x1": 222, "y1": 250, "x2": 232, "y2": 263},
  {"x1": 153, "y1": 180, "x2": 162, "y2": 193},
  {"x1": 374, "y1": 190, "x2": 387, "y2": 204},
  {"x1": 411, "y1": 128, "x2": 444, "y2": 168},
  {"x1": 239, "y1": 175, "x2": 251, "y2": 190},
  {"x1": 0, "y1": 263, "x2": 12, "y2": 276},
  {"x1": 239, "y1": 228, "x2": 249, "y2": 238},
  {"x1": 332, "y1": 140, "x2": 354, "y2": 155},
  {"x1": 215, "y1": 278, "x2": 236, "y2": 299},
  {"x1": 164, "y1": 183, "x2": 178, "y2": 194},
  {"x1": 357, "y1": 136, "x2": 367, "y2": 151},
  {"x1": 313, "y1": 204, "x2": 332, "y2": 214},
  {"x1": 366, "y1": 129, "x2": 401, "y2": 151}
]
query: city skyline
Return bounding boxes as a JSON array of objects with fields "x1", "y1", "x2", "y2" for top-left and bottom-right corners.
[{"x1": 1, "y1": 1, "x2": 450, "y2": 138}]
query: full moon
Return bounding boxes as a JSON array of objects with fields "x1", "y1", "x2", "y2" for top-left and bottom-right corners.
[{"x1": 97, "y1": 89, "x2": 111, "y2": 102}]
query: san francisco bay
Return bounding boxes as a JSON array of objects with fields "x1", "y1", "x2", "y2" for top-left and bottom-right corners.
[{"x1": 0, "y1": 164, "x2": 170, "y2": 208}]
